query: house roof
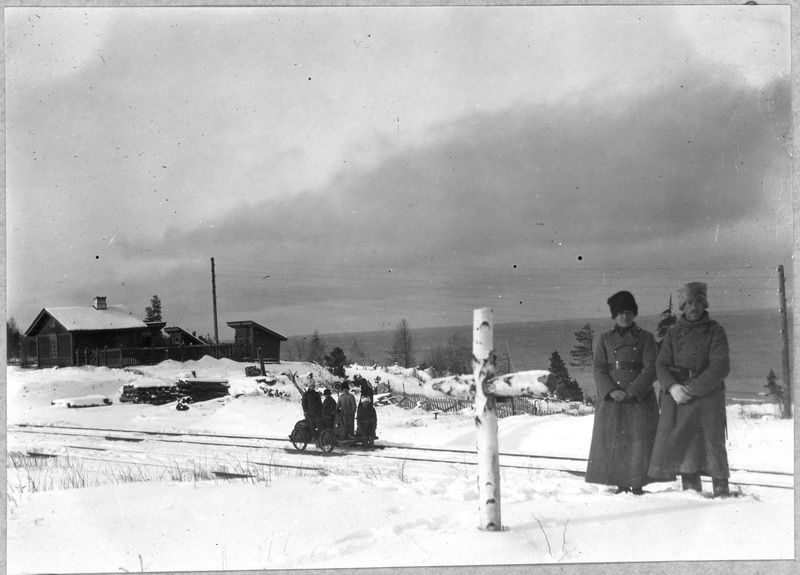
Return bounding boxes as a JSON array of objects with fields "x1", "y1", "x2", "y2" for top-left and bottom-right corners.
[
  {"x1": 226, "y1": 320, "x2": 288, "y2": 341},
  {"x1": 164, "y1": 326, "x2": 206, "y2": 345},
  {"x1": 25, "y1": 306, "x2": 147, "y2": 336}
]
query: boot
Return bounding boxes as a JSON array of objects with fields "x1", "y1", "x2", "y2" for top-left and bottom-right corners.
[
  {"x1": 681, "y1": 473, "x2": 702, "y2": 492},
  {"x1": 712, "y1": 478, "x2": 730, "y2": 498}
]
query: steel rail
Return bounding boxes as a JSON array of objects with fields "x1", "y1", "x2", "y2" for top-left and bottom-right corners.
[{"x1": 10, "y1": 423, "x2": 794, "y2": 487}]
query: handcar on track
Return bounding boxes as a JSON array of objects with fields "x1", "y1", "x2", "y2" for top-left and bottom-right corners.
[
  {"x1": 289, "y1": 419, "x2": 336, "y2": 453},
  {"x1": 289, "y1": 412, "x2": 376, "y2": 453}
]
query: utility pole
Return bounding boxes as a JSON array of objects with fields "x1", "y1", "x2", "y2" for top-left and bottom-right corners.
[
  {"x1": 777, "y1": 265, "x2": 792, "y2": 418},
  {"x1": 211, "y1": 257, "x2": 219, "y2": 345}
]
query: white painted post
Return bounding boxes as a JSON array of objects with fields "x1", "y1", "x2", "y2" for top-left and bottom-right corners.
[{"x1": 473, "y1": 307, "x2": 501, "y2": 531}]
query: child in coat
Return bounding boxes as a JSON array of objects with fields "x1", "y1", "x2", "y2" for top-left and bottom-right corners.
[{"x1": 356, "y1": 396, "x2": 378, "y2": 447}]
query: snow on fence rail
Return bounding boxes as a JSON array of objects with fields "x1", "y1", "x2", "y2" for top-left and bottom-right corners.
[{"x1": 394, "y1": 393, "x2": 588, "y2": 418}]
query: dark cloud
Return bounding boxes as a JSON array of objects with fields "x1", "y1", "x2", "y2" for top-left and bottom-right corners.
[
  {"x1": 8, "y1": 8, "x2": 790, "y2": 335},
  {"x1": 126, "y1": 70, "x2": 790, "y2": 272}
]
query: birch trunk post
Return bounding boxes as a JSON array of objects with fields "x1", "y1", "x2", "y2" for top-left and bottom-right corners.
[
  {"x1": 422, "y1": 309, "x2": 552, "y2": 532},
  {"x1": 473, "y1": 307, "x2": 501, "y2": 531}
]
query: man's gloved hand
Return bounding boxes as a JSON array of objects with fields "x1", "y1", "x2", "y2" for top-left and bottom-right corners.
[
  {"x1": 609, "y1": 389, "x2": 628, "y2": 403},
  {"x1": 669, "y1": 384, "x2": 693, "y2": 404}
]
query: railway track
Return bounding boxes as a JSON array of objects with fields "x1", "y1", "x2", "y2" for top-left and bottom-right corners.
[{"x1": 8, "y1": 423, "x2": 794, "y2": 491}]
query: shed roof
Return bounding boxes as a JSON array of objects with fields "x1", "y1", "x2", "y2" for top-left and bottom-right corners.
[
  {"x1": 226, "y1": 320, "x2": 288, "y2": 341},
  {"x1": 25, "y1": 306, "x2": 147, "y2": 336}
]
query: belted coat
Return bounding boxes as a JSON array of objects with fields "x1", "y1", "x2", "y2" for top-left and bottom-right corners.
[
  {"x1": 648, "y1": 313, "x2": 730, "y2": 480},
  {"x1": 586, "y1": 324, "x2": 659, "y2": 488}
]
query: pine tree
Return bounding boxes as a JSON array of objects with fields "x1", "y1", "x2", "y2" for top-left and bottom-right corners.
[
  {"x1": 323, "y1": 347, "x2": 348, "y2": 378},
  {"x1": 656, "y1": 295, "x2": 677, "y2": 351},
  {"x1": 569, "y1": 323, "x2": 594, "y2": 370},
  {"x1": 549, "y1": 350, "x2": 584, "y2": 402},
  {"x1": 144, "y1": 295, "x2": 163, "y2": 323},
  {"x1": 765, "y1": 369, "x2": 784, "y2": 402},
  {"x1": 547, "y1": 351, "x2": 570, "y2": 394},
  {"x1": 387, "y1": 318, "x2": 415, "y2": 367}
]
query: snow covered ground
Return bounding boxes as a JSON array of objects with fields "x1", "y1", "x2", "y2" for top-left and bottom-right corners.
[{"x1": 5, "y1": 357, "x2": 796, "y2": 573}]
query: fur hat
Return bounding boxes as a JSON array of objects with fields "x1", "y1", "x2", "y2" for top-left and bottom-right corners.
[
  {"x1": 607, "y1": 291, "x2": 638, "y2": 318},
  {"x1": 678, "y1": 281, "x2": 708, "y2": 310}
]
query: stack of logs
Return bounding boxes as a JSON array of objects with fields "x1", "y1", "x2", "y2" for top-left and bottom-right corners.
[
  {"x1": 175, "y1": 378, "x2": 230, "y2": 402},
  {"x1": 119, "y1": 385, "x2": 178, "y2": 406},
  {"x1": 119, "y1": 378, "x2": 229, "y2": 406}
]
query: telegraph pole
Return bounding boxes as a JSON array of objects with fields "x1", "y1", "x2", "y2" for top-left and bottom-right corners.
[
  {"x1": 211, "y1": 257, "x2": 219, "y2": 345},
  {"x1": 777, "y1": 265, "x2": 792, "y2": 418}
]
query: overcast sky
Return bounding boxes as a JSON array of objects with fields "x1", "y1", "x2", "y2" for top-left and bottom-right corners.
[{"x1": 5, "y1": 5, "x2": 792, "y2": 338}]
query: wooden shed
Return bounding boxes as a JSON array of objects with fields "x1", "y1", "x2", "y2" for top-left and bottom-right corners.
[
  {"x1": 225, "y1": 320, "x2": 287, "y2": 362},
  {"x1": 23, "y1": 297, "x2": 151, "y2": 368}
]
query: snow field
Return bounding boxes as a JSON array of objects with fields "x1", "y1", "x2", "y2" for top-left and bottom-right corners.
[{"x1": 5, "y1": 358, "x2": 796, "y2": 572}]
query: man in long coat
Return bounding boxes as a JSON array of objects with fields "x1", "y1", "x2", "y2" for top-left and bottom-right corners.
[
  {"x1": 336, "y1": 383, "x2": 357, "y2": 439},
  {"x1": 320, "y1": 389, "x2": 337, "y2": 428},
  {"x1": 586, "y1": 291, "x2": 659, "y2": 494},
  {"x1": 301, "y1": 382, "x2": 322, "y2": 440},
  {"x1": 648, "y1": 282, "x2": 731, "y2": 497}
]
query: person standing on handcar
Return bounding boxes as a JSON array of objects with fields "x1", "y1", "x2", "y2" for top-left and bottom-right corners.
[{"x1": 301, "y1": 381, "x2": 323, "y2": 445}]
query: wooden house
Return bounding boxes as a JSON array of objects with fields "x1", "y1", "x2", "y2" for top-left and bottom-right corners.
[
  {"x1": 23, "y1": 297, "x2": 153, "y2": 368},
  {"x1": 225, "y1": 320, "x2": 287, "y2": 362},
  {"x1": 164, "y1": 326, "x2": 206, "y2": 346}
]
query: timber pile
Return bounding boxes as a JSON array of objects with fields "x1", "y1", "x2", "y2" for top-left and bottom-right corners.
[
  {"x1": 175, "y1": 378, "x2": 230, "y2": 402},
  {"x1": 119, "y1": 385, "x2": 178, "y2": 406}
]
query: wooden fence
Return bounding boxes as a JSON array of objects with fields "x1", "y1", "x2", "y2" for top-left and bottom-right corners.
[
  {"x1": 395, "y1": 393, "x2": 588, "y2": 418},
  {"x1": 73, "y1": 344, "x2": 241, "y2": 368}
]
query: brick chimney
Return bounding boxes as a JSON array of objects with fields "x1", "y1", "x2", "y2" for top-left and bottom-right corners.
[{"x1": 94, "y1": 296, "x2": 108, "y2": 310}]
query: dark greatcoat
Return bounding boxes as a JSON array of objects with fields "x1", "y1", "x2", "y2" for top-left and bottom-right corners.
[
  {"x1": 359, "y1": 379, "x2": 374, "y2": 402},
  {"x1": 301, "y1": 388, "x2": 322, "y2": 432},
  {"x1": 321, "y1": 396, "x2": 337, "y2": 427},
  {"x1": 648, "y1": 313, "x2": 730, "y2": 480},
  {"x1": 357, "y1": 402, "x2": 378, "y2": 438},
  {"x1": 586, "y1": 324, "x2": 659, "y2": 489}
]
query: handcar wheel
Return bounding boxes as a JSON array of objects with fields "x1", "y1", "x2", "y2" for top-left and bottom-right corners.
[
  {"x1": 291, "y1": 428, "x2": 308, "y2": 451},
  {"x1": 318, "y1": 429, "x2": 335, "y2": 453}
]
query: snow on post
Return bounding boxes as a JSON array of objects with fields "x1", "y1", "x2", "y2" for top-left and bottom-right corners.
[{"x1": 473, "y1": 307, "x2": 501, "y2": 532}]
